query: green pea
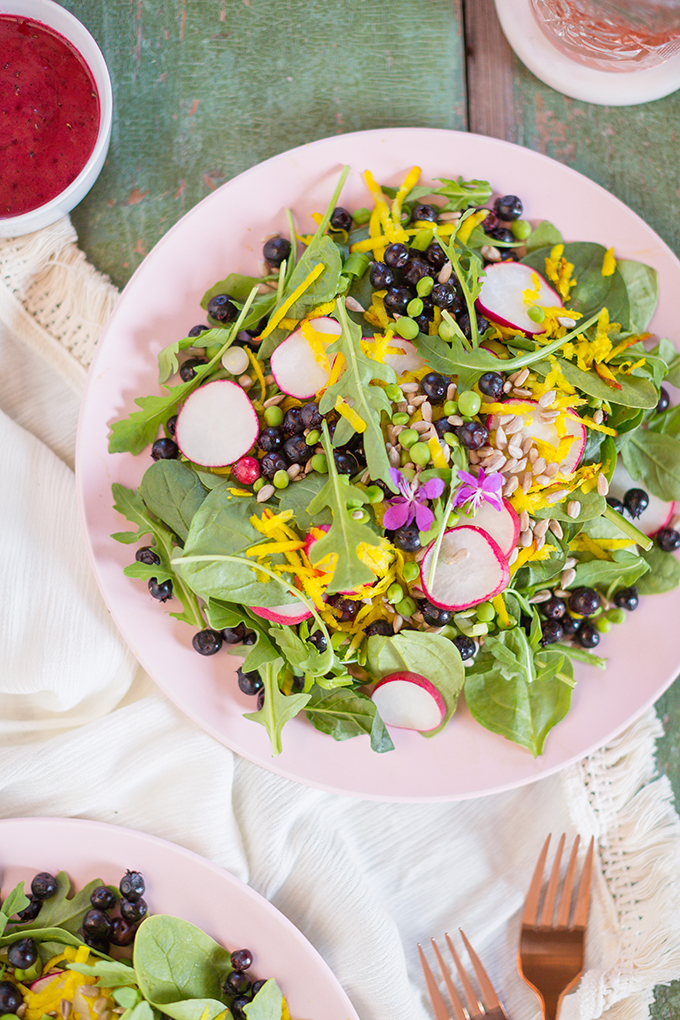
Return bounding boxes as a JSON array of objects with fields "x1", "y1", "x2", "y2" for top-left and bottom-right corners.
[
  {"x1": 353, "y1": 207, "x2": 371, "y2": 225},
  {"x1": 607, "y1": 607, "x2": 626, "y2": 625},
  {"x1": 253, "y1": 477, "x2": 265, "y2": 493},
  {"x1": 305, "y1": 429, "x2": 321, "y2": 445},
  {"x1": 410, "y1": 442, "x2": 431, "y2": 466},
  {"x1": 392, "y1": 411, "x2": 410, "y2": 426},
  {"x1": 395, "y1": 316, "x2": 419, "y2": 340},
  {"x1": 475, "y1": 602, "x2": 496, "y2": 623},
  {"x1": 351, "y1": 508, "x2": 370, "y2": 523},
  {"x1": 407, "y1": 297, "x2": 424, "y2": 318},
  {"x1": 264, "y1": 404, "x2": 284, "y2": 427},
  {"x1": 457, "y1": 390, "x2": 482, "y2": 417},
  {"x1": 401, "y1": 465, "x2": 416, "y2": 481},
  {"x1": 395, "y1": 597, "x2": 417, "y2": 618},
  {"x1": 511, "y1": 219, "x2": 532, "y2": 240},
  {"x1": 366, "y1": 485, "x2": 385, "y2": 504},
  {"x1": 399, "y1": 428, "x2": 419, "y2": 449},
  {"x1": 385, "y1": 383, "x2": 404, "y2": 402},
  {"x1": 273, "y1": 469, "x2": 290, "y2": 489},
  {"x1": 527, "y1": 305, "x2": 545, "y2": 324},
  {"x1": 417, "y1": 276, "x2": 434, "y2": 297},
  {"x1": 443, "y1": 400, "x2": 458, "y2": 415},
  {"x1": 400, "y1": 449, "x2": 412, "y2": 467},
  {"x1": 439, "y1": 624, "x2": 458, "y2": 639},
  {"x1": 310, "y1": 453, "x2": 328, "y2": 473},
  {"x1": 402, "y1": 561, "x2": 420, "y2": 583},
  {"x1": 444, "y1": 432, "x2": 459, "y2": 447},
  {"x1": 446, "y1": 511, "x2": 460, "y2": 527},
  {"x1": 346, "y1": 499, "x2": 363, "y2": 510},
  {"x1": 387, "y1": 582, "x2": 404, "y2": 604},
  {"x1": 438, "y1": 321, "x2": 454, "y2": 341},
  {"x1": 595, "y1": 617, "x2": 612, "y2": 633}
]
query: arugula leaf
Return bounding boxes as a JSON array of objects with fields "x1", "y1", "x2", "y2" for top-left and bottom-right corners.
[
  {"x1": 365, "y1": 631, "x2": 464, "y2": 737},
  {"x1": 157, "y1": 328, "x2": 228, "y2": 385},
  {"x1": 305, "y1": 687, "x2": 395, "y2": 752},
  {"x1": 3, "y1": 874, "x2": 104, "y2": 941},
  {"x1": 270, "y1": 624, "x2": 335, "y2": 679},
  {"x1": 620, "y1": 429, "x2": 680, "y2": 502},
  {"x1": 434, "y1": 177, "x2": 492, "y2": 211},
  {"x1": 68, "y1": 959, "x2": 138, "y2": 988},
  {"x1": 413, "y1": 333, "x2": 499, "y2": 391},
  {"x1": 243, "y1": 659, "x2": 311, "y2": 755},
  {"x1": 138, "y1": 460, "x2": 208, "y2": 543},
  {"x1": 318, "y1": 301, "x2": 396, "y2": 487},
  {"x1": 0, "y1": 883, "x2": 29, "y2": 934}
]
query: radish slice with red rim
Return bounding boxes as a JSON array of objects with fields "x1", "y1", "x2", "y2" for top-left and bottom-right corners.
[
  {"x1": 175, "y1": 379, "x2": 259, "y2": 467},
  {"x1": 420, "y1": 526, "x2": 510, "y2": 610}
]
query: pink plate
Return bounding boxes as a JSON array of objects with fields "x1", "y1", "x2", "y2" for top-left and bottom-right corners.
[
  {"x1": 76, "y1": 127, "x2": 680, "y2": 801},
  {"x1": 0, "y1": 816, "x2": 360, "y2": 1019}
]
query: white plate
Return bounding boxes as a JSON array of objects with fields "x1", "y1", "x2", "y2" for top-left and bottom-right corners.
[
  {"x1": 76, "y1": 127, "x2": 680, "y2": 801},
  {"x1": 0, "y1": 816, "x2": 360, "y2": 1020}
]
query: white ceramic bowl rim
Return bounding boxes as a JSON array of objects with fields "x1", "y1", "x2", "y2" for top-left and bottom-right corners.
[{"x1": 0, "y1": 0, "x2": 113, "y2": 233}]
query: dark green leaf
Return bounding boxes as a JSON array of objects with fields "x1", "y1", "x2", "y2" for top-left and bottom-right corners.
[
  {"x1": 133, "y1": 915, "x2": 230, "y2": 1010},
  {"x1": 524, "y1": 220, "x2": 563, "y2": 253},
  {"x1": 636, "y1": 546, "x2": 680, "y2": 594},
  {"x1": 557, "y1": 357, "x2": 658, "y2": 409},
  {"x1": 617, "y1": 260, "x2": 658, "y2": 332},
  {"x1": 243, "y1": 659, "x2": 310, "y2": 755},
  {"x1": 523, "y1": 242, "x2": 630, "y2": 328},
  {"x1": 277, "y1": 474, "x2": 331, "y2": 531},
  {"x1": 305, "y1": 688, "x2": 395, "y2": 752},
  {"x1": 138, "y1": 460, "x2": 207, "y2": 542},
  {"x1": 620, "y1": 429, "x2": 680, "y2": 502},
  {"x1": 569, "y1": 550, "x2": 649, "y2": 590},
  {"x1": 434, "y1": 176, "x2": 492, "y2": 211}
]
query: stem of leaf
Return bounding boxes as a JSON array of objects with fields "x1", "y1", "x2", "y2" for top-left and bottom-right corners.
[
  {"x1": 426, "y1": 479, "x2": 460, "y2": 592},
  {"x1": 603, "y1": 504, "x2": 653, "y2": 550},
  {"x1": 498, "y1": 309, "x2": 602, "y2": 372}
]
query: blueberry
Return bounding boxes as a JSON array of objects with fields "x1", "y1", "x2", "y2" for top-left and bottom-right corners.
[
  {"x1": 560, "y1": 614, "x2": 581, "y2": 636},
  {"x1": 657, "y1": 527, "x2": 680, "y2": 552},
  {"x1": 179, "y1": 356, "x2": 206, "y2": 381},
  {"x1": 308, "y1": 630, "x2": 328, "y2": 652},
  {"x1": 363, "y1": 620, "x2": 393, "y2": 637},
  {"x1": 90, "y1": 886, "x2": 117, "y2": 910},
  {"x1": 430, "y1": 282, "x2": 457, "y2": 310},
  {"x1": 577, "y1": 622, "x2": 600, "y2": 649},
  {"x1": 488, "y1": 226, "x2": 515, "y2": 245},
  {"x1": 282, "y1": 407, "x2": 305, "y2": 436},
  {"x1": 251, "y1": 979, "x2": 267, "y2": 995},
  {"x1": 109, "y1": 916, "x2": 137, "y2": 947},
  {"x1": 606, "y1": 496, "x2": 625, "y2": 515},
  {"x1": 392, "y1": 525, "x2": 421, "y2": 552},
  {"x1": 187, "y1": 324, "x2": 209, "y2": 338},
  {"x1": 260, "y1": 452, "x2": 288, "y2": 479},
  {"x1": 656, "y1": 386, "x2": 670, "y2": 413},
  {"x1": 425, "y1": 243, "x2": 447, "y2": 270},
  {"x1": 299, "y1": 402, "x2": 323, "y2": 429},
  {"x1": 151, "y1": 437, "x2": 178, "y2": 460},
  {"x1": 283, "y1": 435, "x2": 314, "y2": 464},
  {"x1": 231, "y1": 949, "x2": 254, "y2": 971},
  {"x1": 623, "y1": 487, "x2": 649, "y2": 519},
  {"x1": 262, "y1": 237, "x2": 291, "y2": 267},
  {"x1": 8, "y1": 937, "x2": 38, "y2": 970},
  {"x1": 225, "y1": 971, "x2": 252, "y2": 996},
  {"x1": 256, "y1": 688, "x2": 265, "y2": 710},
  {"x1": 412, "y1": 203, "x2": 438, "y2": 222},
  {"x1": 257, "y1": 426, "x2": 284, "y2": 453},
  {"x1": 0, "y1": 980, "x2": 24, "y2": 1014},
  {"x1": 231, "y1": 998, "x2": 251, "y2": 1020},
  {"x1": 457, "y1": 310, "x2": 489, "y2": 339},
  {"x1": 207, "y1": 294, "x2": 237, "y2": 322},
  {"x1": 16, "y1": 897, "x2": 41, "y2": 922},
  {"x1": 192, "y1": 629, "x2": 223, "y2": 655},
  {"x1": 369, "y1": 261, "x2": 395, "y2": 289},
  {"x1": 614, "y1": 586, "x2": 639, "y2": 611},
  {"x1": 453, "y1": 635, "x2": 476, "y2": 660},
  {"x1": 499, "y1": 249, "x2": 519, "y2": 262},
  {"x1": 458, "y1": 421, "x2": 488, "y2": 450},
  {"x1": 83, "y1": 909, "x2": 112, "y2": 939},
  {"x1": 540, "y1": 596, "x2": 566, "y2": 620},
  {"x1": 222, "y1": 623, "x2": 247, "y2": 644},
  {"x1": 493, "y1": 195, "x2": 523, "y2": 221},
  {"x1": 119, "y1": 870, "x2": 145, "y2": 902},
  {"x1": 31, "y1": 872, "x2": 57, "y2": 900},
  {"x1": 421, "y1": 602, "x2": 452, "y2": 626},
  {"x1": 401, "y1": 258, "x2": 431, "y2": 288},
  {"x1": 434, "y1": 417, "x2": 456, "y2": 440},
  {"x1": 120, "y1": 897, "x2": 147, "y2": 924},
  {"x1": 166, "y1": 414, "x2": 178, "y2": 436},
  {"x1": 384, "y1": 243, "x2": 410, "y2": 269},
  {"x1": 384, "y1": 286, "x2": 412, "y2": 317},
  {"x1": 148, "y1": 578, "x2": 173, "y2": 602},
  {"x1": 568, "y1": 587, "x2": 601, "y2": 617},
  {"x1": 541, "y1": 619, "x2": 564, "y2": 645},
  {"x1": 135, "y1": 546, "x2": 160, "y2": 566},
  {"x1": 419, "y1": 372, "x2": 448, "y2": 402},
  {"x1": 478, "y1": 372, "x2": 504, "y2": 400},
  {"x1": 242, "y1": 631, "x2": 257, "y2": 645},
  {"x1": 330, "y1": 206, "x2": 352, "y2": 232},
  {"x1": 333, "y1": 450, "x2": 358, "y2": 475},
  {"x1": 328, "y1": 596, "x2": 358, "y2": 622},
  {"x1": 237, "y1": 667, "x2": 263, "y2": 696}
]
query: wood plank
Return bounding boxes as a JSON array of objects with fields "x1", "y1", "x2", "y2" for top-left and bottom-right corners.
[{"x1": 463, "y1": 0, "x2": 517, "y2": 139}]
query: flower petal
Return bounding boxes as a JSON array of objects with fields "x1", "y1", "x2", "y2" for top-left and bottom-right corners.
[
  {"x1": 420, "y1": 476, "x2": 445, "y2": 500},
  {"x1": 414, "y1": 502, "x2": 434, "y2": 532},
  {"x1": 382, "y1": 498, "x2": 413, "y2": 531}
]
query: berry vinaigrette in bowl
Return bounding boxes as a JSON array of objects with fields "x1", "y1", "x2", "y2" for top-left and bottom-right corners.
[{"x1": 0, "y1": 13, "x2": 100, "y2": 218}]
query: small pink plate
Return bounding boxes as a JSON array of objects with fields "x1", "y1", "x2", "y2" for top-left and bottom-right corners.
[
  {"x1": 76, "y1": 128, "x2": 680, "y2": 801},
  {"x1": 0, "y1": 816, "x2": 360, "y2": 1019}
]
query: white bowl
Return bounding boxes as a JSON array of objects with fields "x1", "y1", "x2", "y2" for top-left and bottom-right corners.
[{"x1": 0, "y1": 0, "x2": 113, "y2": 237}]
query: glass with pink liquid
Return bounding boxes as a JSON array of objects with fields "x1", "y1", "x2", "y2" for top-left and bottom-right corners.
[{"x1": 530, "y1": 0, "x2": 680, "y2": 72}]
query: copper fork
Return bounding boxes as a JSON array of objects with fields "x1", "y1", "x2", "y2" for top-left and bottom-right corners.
[
  {"x1": 418, "y1": 929, "x2": 509, "y2": 1020},
  {"x1": 518, "y1": 833, "x2": 595, "y2": 1020}
]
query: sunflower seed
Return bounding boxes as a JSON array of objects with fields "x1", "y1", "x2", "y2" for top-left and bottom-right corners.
[
  {"x1": 93, "y1": 999, "x2": 109, "y2": 1015},
  {"x1": 538, "y1": 390, "x2": 557, "y2": 408},
  {"x1": 519, "y1": 510, "x2": 530, "y2": 531},
  {"x1": 513, "y1": 386, "x2": 533, "y2": 398},
  {"x1": 411, "y1": 393, "x2": 427, "y2": 406},
  {"x1": 529, "y1": 590, "x2": 552, "y2": 603},
  {"x1": 495, "y1": 424, "x2": 507, "y2": 447},
  {"x1": 420, "y1": 401, "x2": 433, "y2": 422},
  {"x1": 593, "y1": 408, "x2": 604, "y2": 424},
  {"x1": 413, "y1": 420, "x2": 431, "y2": 434},
  {"x1": 564, "y1": 557, "x2": 577, "y2": 569},
  {"x1": 522, "y1": 471, "x2": 534, "y2": 493},
  {"x1": 533, "y1": 475, "x2": 553, "y2": 486},
  {"x1": 263, "y1": 393, "x2": 286, "y2": 408},
  {"x1": 546, "y1": 488, "x2": 569, "y2": 504},
  {"x1": 503, "y1": 380, "x2": 513, "y2": 393},
  {"x1": 287, "y1": 464, "x2": 301, "y2": 479},
  {"x1": 446, "y1": 382, "x2": 458, "y2": 401},
  {"x1": 521, "y1": 529, "x2": 534, "y2": 547},
  {"x1": 438, "y1": 261, "x2": 453, "y2": 283},
  {"x1": 533, "y1": 518, "x2": 550, "y2": 538},
  {"x1": 548, "y1": 519, "x2": 564, "y2": 539},
  {"x1": 401, "y1": 381, "x2": 420, "y2": 393},
  {"x1": 567, "y1": 500, "x2": 581, "y2": 518},
  {"x1": 481, "y1": 244, "x2": 501, "y2": 262},
  {"x1": 508, "y1": 547, "x2": 519, "y2": 564},
  {"x1": 256, "y1": 484, "x2": 275, "y2": 502},
  {"x1": 561, "y1": 568, "x2": 577, "y2": 588},
  {"x1": 532, "y1": 456, "x2": 547, "y2": 475},
  {"x1": 447, "y1": 414, "x2": 464, "y2": 426},
  {"x1": 597, "y1": 473, "x2": 609, "y2": 495},
  {"x1": 503, "y1": 475, "x2": 519, "y2": 495},
  {"x1": 238, "y1": 374, "x2": 253, "y2": 390},
  {"x1": 345, "y1": 295, "x2": 365, "y2": 312},
  {"x1": 507, "y1": 442, "x2": 523, "y2": 460}
]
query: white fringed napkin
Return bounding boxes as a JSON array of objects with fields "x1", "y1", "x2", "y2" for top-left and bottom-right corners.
[{"x1": 1, "y1": 220, "x2": 680, "y2": 1020}]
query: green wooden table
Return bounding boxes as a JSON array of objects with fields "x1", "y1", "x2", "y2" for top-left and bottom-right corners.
[{"x1": 59, "y1": 1, "x2": 680, "y2": 1013}]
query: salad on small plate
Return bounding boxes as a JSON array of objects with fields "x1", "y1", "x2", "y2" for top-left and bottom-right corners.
[{"x1": 77, "y1": 128, "x2": 680, "y2": 800}]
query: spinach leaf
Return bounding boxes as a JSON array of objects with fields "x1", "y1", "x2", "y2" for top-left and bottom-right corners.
[
  {"x1": 534, "y1": 487, "x2": 606, "y2": 524},
  {"x1": 277, "y1": 473, "x2": 331, "y2": 530},
  {"x1": 556, "y1": 357, "x2": 658, "y2": 409},
  {"x1": 523, "y1": 241, "x2": 630, "y2": 328},
  {"x1": 617, "y1": 259, "x2": 658, "y2": 332},
  {"x1": 305, "y1": 687, "x2": 395, "y2": 752},
  {"x1": 244, "y1": 979, "x2": 284, "y2": 1020},
  {"x1": 365, "y1": 631, "x2": 464, "y2": 737},
  {"x1": 570, "y1": 549, "x2": 649, "y2": 590},
  {"x1": 138, "y1": 460, "x2": 208, "y2": 543},
  {"x1": 244, "y1": 659, "x2": 311, "y2": 755},
  {"x1": 525, "y1": 220, "x2": 563, "y2": 253},
  {"x1": 648, "y1": 402, "x2": 680, "y2": 438},
  {"x1": 649, "y1": 338, "x2": 680, "y2": 389},
  {"x1": 636, "y1": 546, "x2": 680, "y2": 595},
  {"x1": 620, "y1": 429, "x2": 680, "y2": 502},
  {"x1": 133, "y1": 915, "x2": 230, "y2": 1016}
]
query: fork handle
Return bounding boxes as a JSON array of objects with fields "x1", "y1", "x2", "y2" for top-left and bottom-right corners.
[{"x1": 540, "y1": 991, "x2": 563, "y2": 1020}]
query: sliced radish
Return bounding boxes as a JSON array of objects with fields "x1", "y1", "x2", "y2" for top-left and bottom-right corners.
[
  {"x1": 420, "y1": 526, "x2": 510, "y2": 610},
  {"x1": 608, "y1": 460, "x2": 675, "y2": 536},
  {"x1": 270, "y1": 316, "x2": 341, "y2": 399},
  {"x1": 374, "y1": 335, "x2": 426, "y2": 376},
  {"x1": 454, "y1": 497, "x2": 520, "y2": 557},
  {"x1": 30, "y1": 971, "x2": 64, "y2": 993},
  {"x1": 477, "y1": 262, "x2": 563, "y2": 336},
  {"x1": 371, "y1": 671, "x2": 446, "y2": 732},
  {"x1": 250, "y1": 602, "x2": 312, "y2": 625},
  {"x1": 488, "y1": 399, "x2": 586, "y2": 476},
  {"x1": 175, "y1": 380, "x2": 259, "y2": 467}
]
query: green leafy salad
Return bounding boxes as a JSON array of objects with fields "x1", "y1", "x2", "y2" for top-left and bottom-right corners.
[
  {"x1": 0, "y1": 868, "x2": 288, "y2": 1020},
  {"x1": 110, "y1": 164, "x2": 680, "y2": 758}
]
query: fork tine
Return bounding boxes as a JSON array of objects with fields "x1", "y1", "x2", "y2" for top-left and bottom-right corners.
[
  {"x1": 539, "y1": 832, "x2": 566, "y2": 926},
  {"x1": 458, "y1": 928, "x2": 502, "y2": 1009},
  {"x1": 418, "y1": 943, "x2": 452, "y2": 1020},
  {"x1": 431, "y1": 937, "x2": 468, "y2": 1020},
  {"x1": 572, "y1": 836, "x2": 595, "y2": 928},
  {"x1": 556, "y1": 835, "x2": 580, "y2": 927},
  {"x1": 445, "y1": 933, "x2": 481, "y2": 1015},
  {"x1": 522, "y1": 833, "x2": 551, "y2": 925}
]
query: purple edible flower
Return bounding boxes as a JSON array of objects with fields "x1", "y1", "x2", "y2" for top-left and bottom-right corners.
[
  {"x1": 382, "y1": 468, "x2": 445, "y2": 532},
  {"x1": 451, "y1": 467, "x2": 503, "y2": 514}
]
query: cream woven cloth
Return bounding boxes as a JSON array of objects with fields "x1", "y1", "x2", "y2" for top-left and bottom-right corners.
[{"x1": 1, "y1": 219, "x2": 680, "y2": 1020}]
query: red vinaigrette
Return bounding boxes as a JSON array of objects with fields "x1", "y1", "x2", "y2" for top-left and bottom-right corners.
[{"x1": 0, "y1": 14, "x2": 101, "y2": 218}]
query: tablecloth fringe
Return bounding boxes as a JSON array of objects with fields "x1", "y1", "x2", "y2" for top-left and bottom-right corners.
[
  {"x1": 0, "y1": 217, "x2": 117, "y2": 390},
  {"x1": 563, "y1": 707, "x2": 680, "y2": 1019}
]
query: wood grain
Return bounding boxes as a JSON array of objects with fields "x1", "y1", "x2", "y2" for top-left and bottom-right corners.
[{"x1": 463, "y1": 0, "x2": 517, "y2": 139}]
